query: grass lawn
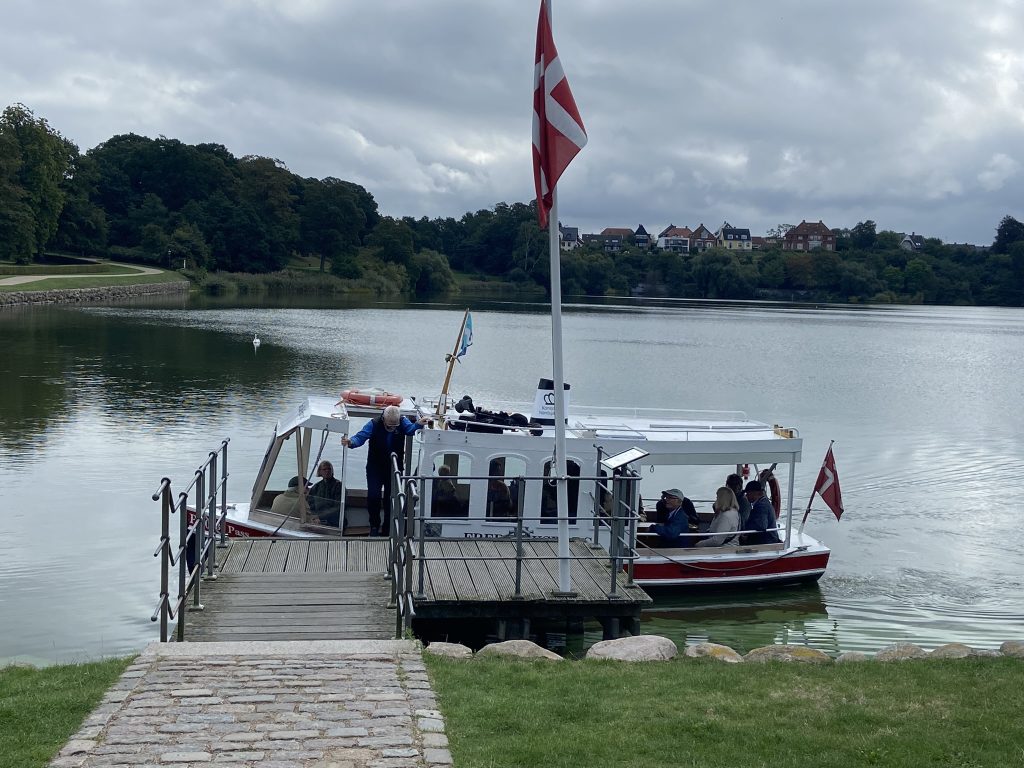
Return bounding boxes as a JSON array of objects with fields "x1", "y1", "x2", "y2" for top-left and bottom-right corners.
[
  {"x1": 0, "y1": 658, "x2": 132, "y2": 768},
  {"x1": 0, "y1": 270, "x2": 188, "y2": 292},
  {"x1": 425, "y1": 656, "x2": 1024, "y2": 768}
]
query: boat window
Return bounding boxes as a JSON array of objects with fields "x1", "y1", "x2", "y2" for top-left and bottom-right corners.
[
  {"x1": 262, "y1": 431, "x2": 303, "y2": 506},
  {"x1": 540, "y1": 459, "x2": 580, "y2": 524},
  {"x1": 486, "y1": 457, "x2": 526, "y2": 520},
  {"x1": 430, "y1": 453, "x2": 470, "y2": 518}
]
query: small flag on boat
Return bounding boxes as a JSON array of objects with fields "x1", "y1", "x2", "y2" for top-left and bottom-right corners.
[
  {"x1": 532, "y1": 0, "x2": 587, "y2": 229},
  {"x1": 813, "y1": 444, "x2": 844, "y2": 521},
  {"x1": 456, "y1": 312, "x2": 473, "y2": 359}
]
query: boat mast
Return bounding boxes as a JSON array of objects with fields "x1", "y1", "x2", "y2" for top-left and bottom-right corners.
[{"x1": 436, "y1": 307, "x2": 470, "y2": 416}]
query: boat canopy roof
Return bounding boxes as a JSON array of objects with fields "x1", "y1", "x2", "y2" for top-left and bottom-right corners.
[{"x1": 276, "y1": 397, "x2": 351, "y2": 436}]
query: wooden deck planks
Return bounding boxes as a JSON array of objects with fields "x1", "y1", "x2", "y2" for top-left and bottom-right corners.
[
  {"x1": 283, "y1": 540, "x2": 309, "y2": 572},
  {"x1": 183, "y1": 572, "x2": 394, "y2": 642}
]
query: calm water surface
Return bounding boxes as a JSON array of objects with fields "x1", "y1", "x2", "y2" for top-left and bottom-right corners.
[{"x1": 1, "y1": 296, "x2": 1022, "y2": 663}]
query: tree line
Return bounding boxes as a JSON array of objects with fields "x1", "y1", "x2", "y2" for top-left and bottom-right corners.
[{"x1": 2, "y1": 103, "x2": 1023, "y2": 304}]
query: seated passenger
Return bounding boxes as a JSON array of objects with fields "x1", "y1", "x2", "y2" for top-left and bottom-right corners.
[
  {"x1": 271, "y1": 476, "x2": 303, "y2": 517},
  {"x1": 650, "y1": 488, "x2": 697, "y2": 547},
  {"x1": 432, "y1": 465, "x2": 461, "y2": 517},
  {"x1": 486, "y1": 478, "x2": 514, "y2": 518},
  {"x1": 695, "y1": 486, "x2": 741, "y2": 547},
  {"x1": 309, "y1": 460, "x2": 343, "y2": 526},
  {"x1": 741, "y1": 480, "x2": 781, "y2": 545},
  {"x1": 653, "y1": 489, "x2": 700, "y2": 528}
]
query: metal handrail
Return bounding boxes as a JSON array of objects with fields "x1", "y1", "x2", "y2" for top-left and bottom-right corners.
[
  {"x1": 405, "y1": 469, "x2": 643, "y2": 602},
  {"x1": 150, "y1": 439, "x2": 230, "y2": 642}
]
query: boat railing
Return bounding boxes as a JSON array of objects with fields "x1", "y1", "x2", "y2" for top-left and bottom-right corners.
[
  {"x1": 150, "y1": 439, "x2": 230, "y2": 642},
  {"x1": 389, "y1": 471, "x2": 641, "y2": 628}
]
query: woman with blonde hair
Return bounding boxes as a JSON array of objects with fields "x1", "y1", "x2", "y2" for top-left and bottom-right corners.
[{"x1": 695, "y1": 486, "x2": 741, "y2": 547}]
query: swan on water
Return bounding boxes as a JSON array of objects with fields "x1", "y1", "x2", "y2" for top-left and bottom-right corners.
[{"x1": 253, "y1": 333, "x2": 261, "y2": 348}]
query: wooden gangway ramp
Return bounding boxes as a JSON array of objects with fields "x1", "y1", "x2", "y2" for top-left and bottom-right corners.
[
  {"x1": 409, "y1": 538, "x2": 651, "y2": 640},
  {"x1": 182, "y1": 538, "x2": 394, "y2": 642}
]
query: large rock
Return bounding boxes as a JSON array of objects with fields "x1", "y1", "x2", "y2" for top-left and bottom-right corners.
[
  {"x1": 477, "y1": 640, "x2": 563, "y2": 661},
  {"x1": 875, "y1": 642, "x2": 927, "y2": 662},
  {"x1": 744, "y1": 644, "x2": 832, "y2": 664},
  {"x1": 929, "y1": 643, "x2": 976, "y2": 659},
  {"x1": 424, "y1": 642, "x2": 473, "y2": 659},
  {"x1": 684, "y1": 642, "x2": 743, "y2": 663},
  {"x1": 586, "y1": 635, "x2": 677, "y2": 662},
  {"x1": 835, "y1": 651, "x2": 872, "y2": 664},
  {"x1": 1000, "y1": 640, "x2": 1024, "y2": 658}
]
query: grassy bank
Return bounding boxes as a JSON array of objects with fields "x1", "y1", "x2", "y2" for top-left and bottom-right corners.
[
  {"x1": 0, "y1": 658, "x2": 132, "y2": 768},
  {"x1": 0, "y1": 271, "x2": 188, "y2": 292},
  {"x1": 426, "y1": 656, "x2": 1024, "y2": 768}
]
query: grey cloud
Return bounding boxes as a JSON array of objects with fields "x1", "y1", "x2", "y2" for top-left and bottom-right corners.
[{"x1": 1, "y1": 0, "x2": 1021, "y2": 243}]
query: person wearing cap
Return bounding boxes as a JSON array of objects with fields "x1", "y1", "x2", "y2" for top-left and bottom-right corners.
[
  {"x1": 271, "y1": 475, "x2": 304, "y2": 517},
  {"x1": 342, "y1": 405, "x2": 429, "y2": 536},
  {"x1": 650, "y1": 488, "x2": 697, "y2": 547},
  {"x1": 743, "y1": 480, "x2": 781, "y2": 545}
]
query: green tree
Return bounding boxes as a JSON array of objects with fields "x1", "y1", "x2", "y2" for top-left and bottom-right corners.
[
  {"x1": 992, "y1": 215, "x2": 1024, "y2": 254},
  {"x1": 367, "y1": 217, "x2": 414, "y2": 264},
  {"x1": 407, "y1": 249, "x2": 456, "y2": 294},
  {"x1": 0, "y1": 103, "x2": 76, "y2": 258},
  {"x1": 850, "y1": 220, "x2": 877, "y2": 250},
  {"x1": 0, "y1": 126, "x2": 36, "y2": 261}
]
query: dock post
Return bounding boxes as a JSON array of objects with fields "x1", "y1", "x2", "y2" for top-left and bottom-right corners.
[
  {"x1": 514, "y1": 485, "x2": 525, "y2": 597},
  {"x1": 218, "y1": 440, "x2": 229, "y2": 546},
  {"x1": 206, "y1": 452, "x2": 218, "y2": 577}
]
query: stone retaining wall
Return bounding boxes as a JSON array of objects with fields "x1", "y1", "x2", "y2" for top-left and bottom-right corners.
[{"x1": 0, "y1": 281, "x2": 190, "y2": 307}]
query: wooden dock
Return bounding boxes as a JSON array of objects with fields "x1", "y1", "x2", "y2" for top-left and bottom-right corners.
[
  {"x1": 182, "y1": 538, "x2": 394, "y2": 642},
  {"x1": 409, "y1": 537, "x2": 651, "y2": 640},
  {"x1": 180, "y1": 536, "x2": 649, "y2": 644}
]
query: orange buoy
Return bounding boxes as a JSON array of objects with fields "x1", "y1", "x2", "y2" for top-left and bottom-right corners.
[{"x1": 339, "y1": 388, "x2": 403, "y2": 408}]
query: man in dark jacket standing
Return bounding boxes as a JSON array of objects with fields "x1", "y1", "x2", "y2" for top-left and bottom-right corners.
[{"x1": 343, "y1": 405, "x2": 427, "y2": 535}]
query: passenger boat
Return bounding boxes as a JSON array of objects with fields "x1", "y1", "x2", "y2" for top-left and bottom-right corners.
[{"x1": 201, "y1": 379, "x2": 831, "y2": 590}]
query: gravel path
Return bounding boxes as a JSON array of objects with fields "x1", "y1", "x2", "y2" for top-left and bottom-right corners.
[{"x1": 0, "y1": 263, "x2": 163, "y2": 286}]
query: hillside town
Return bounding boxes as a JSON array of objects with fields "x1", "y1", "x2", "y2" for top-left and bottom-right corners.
[{"x1": 561, "y1": 221, "x2": 985, "y2": 255}]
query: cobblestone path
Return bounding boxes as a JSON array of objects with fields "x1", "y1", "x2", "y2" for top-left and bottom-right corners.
[{"x1": 50, "y1": 640, "x2": 452, "y2": 768}]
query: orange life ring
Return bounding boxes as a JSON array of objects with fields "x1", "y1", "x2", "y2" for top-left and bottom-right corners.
[
  {"x1": 339, "y1": 388, "x2": 403, "y2": 408},
  {"x1": 768, "y1": 475, "x2": 782, "y2": 519}
]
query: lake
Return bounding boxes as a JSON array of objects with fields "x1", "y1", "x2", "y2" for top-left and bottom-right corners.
[{"x1": 1, "y1": 295, "x2": 1022, "y2": 664}]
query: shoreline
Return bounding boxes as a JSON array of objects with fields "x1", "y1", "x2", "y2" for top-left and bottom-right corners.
[{"x1": 0, "y1": 280, "x2": 190, "y2": 307}]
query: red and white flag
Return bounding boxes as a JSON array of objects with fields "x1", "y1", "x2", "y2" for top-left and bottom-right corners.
[
  {"x1": 533, "y1": 0, "x2": 587, "y2": 229},
  {"x1": 813, "y1": 444, "x2": 844, "y2": 521}
]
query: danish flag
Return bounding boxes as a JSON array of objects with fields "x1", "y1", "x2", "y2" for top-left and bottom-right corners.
[
  {"x1": 533, "y1": 0, "x2": 587, "y2": 229},
  {"x1": 813, "y1": 444, "x2": 844, "y2": 520}
]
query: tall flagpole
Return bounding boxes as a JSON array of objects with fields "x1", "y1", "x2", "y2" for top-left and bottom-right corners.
[{"x1": 547, "y1": 0, "x2": 571, "y2": 595}]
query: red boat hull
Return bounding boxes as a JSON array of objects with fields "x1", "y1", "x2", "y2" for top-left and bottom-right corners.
[{"x1": 633, "y1": 550, "x2": 830, "y2": 587}]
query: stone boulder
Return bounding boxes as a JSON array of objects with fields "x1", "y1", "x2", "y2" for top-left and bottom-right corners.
[
  {"x1": 1000, "y1": 640, "x2": 1024, "y2": 659},
  {"x1": 477, "y1": 640, "x2": 562, "y2": 661},
  {"x1": 974, "y1": 649, "x2": 1003, "y2": 658},
  {"x1": 586, "y1": 635, "x2": 677, "y2": 662},
  {"x1": 875, "y1": 642, "x2": 927, "y2": 662},
  {"x1": 744, "y1": 644, "x2": 832, "y2": 664},
  {"x1": 929, "y1": 643, "x2": 976, "y2": 659},
  {"x1": 424, "y1": 642, "x2": 473, "y2": 659},
  {"x1": 684, "y1": 642, "x2": 743, "y2": 663},
  {"x1": 835, "y1": 651, "x2": 872, "y2": 664}
]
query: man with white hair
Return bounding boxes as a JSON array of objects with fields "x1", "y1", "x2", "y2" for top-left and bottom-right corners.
[{"x1": 342, "y1": 405, "x2": 428, "y2": 536}]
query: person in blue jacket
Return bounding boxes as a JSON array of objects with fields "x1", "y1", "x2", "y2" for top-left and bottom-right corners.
[
  {"x1": 342, "y1": 405, "x2": 428, "y2": 536},
  {"x1": 651, "y1": 488, "x2": 697, "y2": 547}
]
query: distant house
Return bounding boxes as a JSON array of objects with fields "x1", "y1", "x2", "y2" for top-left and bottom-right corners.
[
  {"x1": 582, "y1": 227, "x2": 633, "y2": 253},
  {"x1": 634, "y1": 224, "x2": 651, "y2": 249},
  {"x1": 783, "y1": 220, "x2": 836, "y2": 251},
  {"x1": 689, "y1": 224, "x2": 717, "y2": 252},
  {"x1": 716, "y1": 222, "x2": 752, "y2": 251},
  {"x1": 656, "y1": 226, "x2": 692, "y2": 253},
  {"x1": 900, "y1": 232, "x2": 925, "y2": 251},
  {"x1": 751, "y1": 236, "x2": 767, "y2": 250},
  {"x1": 558, "y1": 224, "x2": 581, "y2": 251}
]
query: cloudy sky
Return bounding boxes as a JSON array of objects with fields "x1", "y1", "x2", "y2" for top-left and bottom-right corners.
[{"x1": 3, "y1": 0, "x2": 1022, "y2": 244}]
